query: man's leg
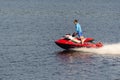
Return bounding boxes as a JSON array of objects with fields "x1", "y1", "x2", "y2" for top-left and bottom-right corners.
[{"x1": 80, "y1": 36, "x2": 85, "y2": 44}]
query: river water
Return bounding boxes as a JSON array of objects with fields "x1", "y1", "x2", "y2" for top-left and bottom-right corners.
[{"x1": 0, "y1": 0, "x2": 120, "y2": 80}]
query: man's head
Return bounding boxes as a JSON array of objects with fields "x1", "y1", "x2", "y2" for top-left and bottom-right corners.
[{"x1": 73, "y1": 19, "x2": 78, "y2": 24}]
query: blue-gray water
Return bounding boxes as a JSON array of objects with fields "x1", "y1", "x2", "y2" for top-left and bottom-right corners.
[{"x1": 0, "y1": 0, "x2": 120, "y2": 80}]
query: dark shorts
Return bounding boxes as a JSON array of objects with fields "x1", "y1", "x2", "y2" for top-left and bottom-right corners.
[{"x1": 78, "y1": 32, "x2": 83, "y2": 37}]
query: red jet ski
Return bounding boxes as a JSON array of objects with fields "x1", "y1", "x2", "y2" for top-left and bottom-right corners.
[{"x1": 55, "y1": 34, "x2": 103, "y2": 49}]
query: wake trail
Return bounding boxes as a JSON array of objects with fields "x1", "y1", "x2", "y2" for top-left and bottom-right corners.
[{"x1": 72, "y1": 43, "x2": 120, "y2": 55}]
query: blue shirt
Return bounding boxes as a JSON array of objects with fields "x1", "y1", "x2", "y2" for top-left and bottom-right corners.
[{"x1": 75, "y1": 23, "x2": 82, "y2": 33}]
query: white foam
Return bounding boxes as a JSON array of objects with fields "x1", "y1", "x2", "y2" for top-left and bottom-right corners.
[{"x1": 72, "y1": 43, "x2": 120, "y2": 55}]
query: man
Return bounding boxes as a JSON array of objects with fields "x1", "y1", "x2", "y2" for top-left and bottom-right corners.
[{"x1": 73, "y1": 19, "x2": 84, "y2": 44}]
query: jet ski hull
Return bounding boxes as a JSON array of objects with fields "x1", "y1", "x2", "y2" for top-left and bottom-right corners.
[{"x1": 55, "y1": 37, "x2": 103, "y2": 49}]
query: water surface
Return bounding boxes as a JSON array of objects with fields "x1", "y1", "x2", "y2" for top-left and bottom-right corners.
[{"x1": 0, "y1": 0, "x2": 120, "y2": 80}]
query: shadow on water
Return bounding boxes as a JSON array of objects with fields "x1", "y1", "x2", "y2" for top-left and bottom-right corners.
[{"x1": 55, "y1": 50, "x2": 93, "y2": 63}]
